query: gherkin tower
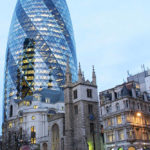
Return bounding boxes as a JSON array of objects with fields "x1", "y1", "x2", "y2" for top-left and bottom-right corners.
[{"x1": 4, "y1": 0, "x2": 77, "y2": 119}]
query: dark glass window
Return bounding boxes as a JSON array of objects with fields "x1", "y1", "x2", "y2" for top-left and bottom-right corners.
[
  {"x1": 10, "y1": 105, "x2": 13, "y2": 117},
  {"x1": 88, "y1": 104, "x2": 93, "y2": 114},
  {"x1": 73, "y1": 90, "x2": 78, "y2": 99},
  {"x1": 90, "y1": 123, "x2": 94, "y2": 134},
  {"x1": 87, "y1": 89, "x2": 92, "y2": 98},
  {"x1": 116, "y1": 103, "x2": 120, "y2": 111},
  {"x1": 74, "y1": 105, "x2": 78, "y2": 114}
]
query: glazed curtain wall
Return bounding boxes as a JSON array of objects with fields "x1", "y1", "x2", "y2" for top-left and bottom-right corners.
[{"x1": 4, "y1": 0, "x2": 77, "y2": 118}]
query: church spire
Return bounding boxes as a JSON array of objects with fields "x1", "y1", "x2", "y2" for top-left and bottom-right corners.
[
  {"x1": 92, "y1": 66, "x2": 96, "y2": 85},
  {"x1": 78, "y1": 63, "x2": 83, "y2": 83},
  {"x1": 65, "y1": 57, "x2": 72, "y2": 85}
]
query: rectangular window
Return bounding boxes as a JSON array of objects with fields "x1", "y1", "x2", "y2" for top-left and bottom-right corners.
[
  {"x1": 87, "y1": 89, "x2": 92, "y2": 98},
  {"x1": 88, "y1": 104, "x2": 93, "y2": 114},
  {"x1": 90, "y1": 123, "x2": 94, "y2": 134},
  {"x1": 107, "y1": 131, "x2": 115, "y2": 142},
  {"x1": 118, "y1": 130, "x2": 124, "y2": 140},
  {"x1": 31, "y1": 126, "x2": 36, "y2": 144},
  {"x1": 117, "y1": 115, "x2": 122, "y2": 124},
  {"x1": 107, "y1": 118, "x2": 113, "y2": 126},
  {"x1": 73, "y1": 90, "x2": 78, "y2": 99},
  {"x1": 19, "y1": 117, "x2": 23, "y2": 123},
  {"x1": 33, "y1": 105, "x2": 38, "y2": 109},
  {"x1": 8, "y1": 122, "x2": 12, "y2": 128},
  {"x1": 74, "y1": 105, "x2": 78, "y2": 114},
  {"x1": 45, "y1": 98, "x2": 50, "y2": 103}
]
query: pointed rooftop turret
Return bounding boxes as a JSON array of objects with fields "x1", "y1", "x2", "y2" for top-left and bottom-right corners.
[
  {"x1": 78, "y1": 63, "x2": 83, "y2": 83},
  {"x1": 65, "y1": 57, "x2": 72, "y2": 85},
  {"x1": 82, "y1": 71, "x2": 85, "y2": 82},
  {"x1": 92, "y1": 66, "x2": 96, "y2": 85}
]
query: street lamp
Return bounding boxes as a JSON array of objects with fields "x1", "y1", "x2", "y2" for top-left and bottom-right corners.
[{"x1": 136, "y1": 112, "x2": 142, "y2": 117}]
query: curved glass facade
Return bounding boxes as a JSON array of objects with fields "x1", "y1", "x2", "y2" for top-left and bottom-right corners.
[{"x1": 4, "y1": 0, "x2": 77, "y2": 118}]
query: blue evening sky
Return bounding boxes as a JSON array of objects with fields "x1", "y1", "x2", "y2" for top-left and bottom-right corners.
[{"x1": 0, "y1": 0, "x2": 150, "y2": 133}]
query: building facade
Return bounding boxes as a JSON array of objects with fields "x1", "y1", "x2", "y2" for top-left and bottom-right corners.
[
  {"x1": 100, "y1": 81, "x2": 150, "y2": 150},
  {"x1": 4, "y1": 0, "x2": 77, "y2": 120},
  {"x1": 2, "y1": 64, "x2": 102, "y2": 150},
  {"x1": 127, "y1": 69, "x2": 150, "y2": 94}
]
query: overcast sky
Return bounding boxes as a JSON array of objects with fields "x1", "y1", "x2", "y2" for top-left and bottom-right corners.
[{"x1": 1, "y1": 0, "x2": 150, "y2": 133}]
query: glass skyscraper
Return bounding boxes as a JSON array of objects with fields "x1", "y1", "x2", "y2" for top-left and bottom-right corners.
[{"x1": 4, "y1": 0, "x2": 77, "y2": 118}]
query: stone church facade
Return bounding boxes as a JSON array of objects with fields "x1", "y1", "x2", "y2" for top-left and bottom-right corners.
[{"x1": 2, "y1": 63, "x2": 102, "y2": 150}]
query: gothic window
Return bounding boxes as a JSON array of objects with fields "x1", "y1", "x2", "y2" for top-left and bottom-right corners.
[
  {"x1": 43, "y1": 143, "x2": 48, "y2": 150},
  {"x1": 51, "y1": 124, "x2": 59, "y2": 150},
  {"x1": 73, "y1": 90, "x2": 78, "y2": 99},
  {"x1": 88, "y1": 104, "x2": 93, "y2": 114},
  {"x1": 10, "y1": 105, "x2": 13, "y2": 117},
  {"x1": 74, "y1": 105, "x2": 78, "y2": 114},
  {"x1": 87, "y1": 89, "x2": 92, "y2": 98}
]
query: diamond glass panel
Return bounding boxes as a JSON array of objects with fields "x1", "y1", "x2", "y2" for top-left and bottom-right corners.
[{"x1": 4, "y1": 0, "x2": 77, "y2": 119}]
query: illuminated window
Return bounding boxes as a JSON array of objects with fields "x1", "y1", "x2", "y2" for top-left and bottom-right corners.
[
  {"x1": 20, "y1": 117, "x2": 23, "y2": 123},
  {"x1": 26, "y1": 101, "x2": 30, "y2": 106},
  {"x1": 107, "y1": 131, "x2": 115, "y2": 142},
  {"x1": 117, "y1": 115, "x2": 122, "y2": 124},
  {"x1": 32, "y1": 116, "x2": 36, "y2": 120},
  {"x1": 118, "y1": 130, "x2": 124, "y2": 140},
  {"x1": 31, "y1": 126, "x2": 36, "y2": 144},
  {"x1": 8, "y1": 122, "x2": 12, "y2": 128},
  {"x1": 33, "y1": 105, "x2": 38, "y2": 109},
  {"x1": 107, "y1": 118, "x2": 113, "y2": 126},
  {"x1": 45, "y1": 98, "x2": 50, "y2": 103}
]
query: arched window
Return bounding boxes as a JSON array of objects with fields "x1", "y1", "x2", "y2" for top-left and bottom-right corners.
[
  {"x1": 43, "y1": 143, "x2": 47, "y2": 150},
  {"x1": 10, "y1": 105, "x2": 13, "y2": 117},
  {"x1": 51, "y1": 124, "x2": 59, "y2": 150}
]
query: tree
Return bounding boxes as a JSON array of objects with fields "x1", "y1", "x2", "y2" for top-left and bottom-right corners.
[{"x1": 2, "y1": 127, "x2": 30, "y2": 150}]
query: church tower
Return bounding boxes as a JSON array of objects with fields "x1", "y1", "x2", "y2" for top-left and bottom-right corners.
[{"x1": 64, "y1": 64, "x2": 101, "y2": 150}]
